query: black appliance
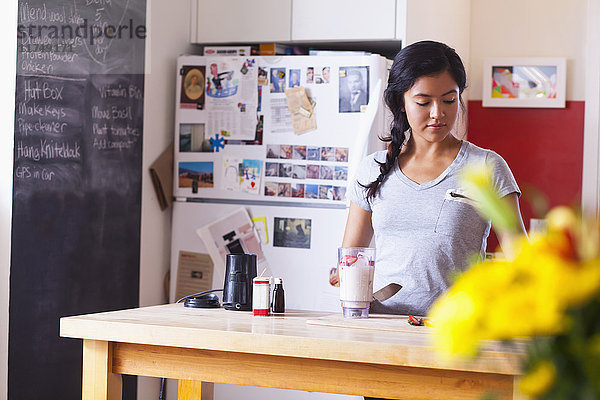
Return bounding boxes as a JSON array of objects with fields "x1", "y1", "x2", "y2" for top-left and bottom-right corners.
[{"x1": 222, "y1": 253, "x2": 257, "y2": 311}]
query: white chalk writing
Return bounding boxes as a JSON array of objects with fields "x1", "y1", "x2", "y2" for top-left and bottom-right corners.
[{"x1": 16, "y1": 139, "x2": 81, "y2": 161}]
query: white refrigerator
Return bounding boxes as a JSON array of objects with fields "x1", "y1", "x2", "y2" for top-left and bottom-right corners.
[{"x1": 170, "y1": 54, "x2": 389, "y2": 400}]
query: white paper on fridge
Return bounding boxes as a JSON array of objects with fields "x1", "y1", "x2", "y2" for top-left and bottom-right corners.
[
  {"x1": 205, "y1": 57, "x2": 258, "y2": 140},
  {"x1": 221, "y1": 158, "x2": 262, "y2": 194},
  {"x1": 196, "y1": 207, "x2": 270, "y2": 283},
  {"x1": 222, "y1": 158, "x2": 242, "y2": 192}
]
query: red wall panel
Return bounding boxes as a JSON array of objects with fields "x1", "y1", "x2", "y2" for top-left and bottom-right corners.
[{"x1": 467, "y1": 100, "x2": 584, "y2": 249}]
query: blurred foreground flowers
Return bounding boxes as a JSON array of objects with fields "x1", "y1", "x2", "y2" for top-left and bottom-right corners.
[{"x1": 429, "y1": 166, "x2": 600, "y2": 399}]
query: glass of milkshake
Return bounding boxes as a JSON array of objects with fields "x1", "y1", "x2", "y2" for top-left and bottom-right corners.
[{"x1": 338, "y1": 247, "x2": 375, "y2": 318}]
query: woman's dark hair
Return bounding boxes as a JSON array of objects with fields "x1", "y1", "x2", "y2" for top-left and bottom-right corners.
[{"x1": 361, "y1": 40, "x2": 467, "y2": 202}]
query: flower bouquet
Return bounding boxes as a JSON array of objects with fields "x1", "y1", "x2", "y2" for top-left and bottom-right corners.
[{"x1": 429, "y1": 167, "x2": 600, "y2": 399}]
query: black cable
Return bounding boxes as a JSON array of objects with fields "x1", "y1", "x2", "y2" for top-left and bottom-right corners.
[
  {"x1": 176, "y1": 288, "x2": 224, "y2": 304},
  {"x1": 158, "y1": 377, "x2": 166, "y2": 400}
]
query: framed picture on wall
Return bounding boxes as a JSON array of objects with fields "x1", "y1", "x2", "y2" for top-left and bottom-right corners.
[{"x1": 482, "y1": 57, "x2": 566, "y2": 108}]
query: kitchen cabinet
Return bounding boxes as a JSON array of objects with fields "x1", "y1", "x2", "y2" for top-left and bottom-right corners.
[
  {"x1": 191, "y1": 0, "x2": 292, "y2": 43},
  {"x1": 191, "y1": 0, "x2": 406, "y2": 43},
  {"x1": 291, "y1": 0, "x2": 401, "y2": 41}
]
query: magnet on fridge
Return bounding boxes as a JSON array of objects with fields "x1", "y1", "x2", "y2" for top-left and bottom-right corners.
[{"x1": 209, "y1": 134, "x2": 225, "y2": 152}]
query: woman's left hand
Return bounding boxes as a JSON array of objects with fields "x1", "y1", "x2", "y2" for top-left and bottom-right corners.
[{"x1": 329, "y1": 267, "x2": 339, "y2": 287}]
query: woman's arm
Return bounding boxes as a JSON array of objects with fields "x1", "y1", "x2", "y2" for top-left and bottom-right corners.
[
  {"x1": 341, "y1": 201, "x2": 374, "y2": 247},
  {"x1": 494, "y1": 192, "x2": 528, "y2": 260},
  {"x1": 329, "y1": 201, "x2": 374, "y2": 286}
]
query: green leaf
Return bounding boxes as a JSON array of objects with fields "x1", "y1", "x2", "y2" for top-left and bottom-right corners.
[{"x1": 459, "y1": 166, "x2": 518, "y2": 233}]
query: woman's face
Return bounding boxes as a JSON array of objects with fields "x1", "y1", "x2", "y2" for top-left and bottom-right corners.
[{"x1": 403, "y1": 71, "x2": 459, "y2": 144}]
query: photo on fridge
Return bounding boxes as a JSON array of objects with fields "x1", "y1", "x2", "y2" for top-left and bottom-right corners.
[
  {"x1": 279, "y1": 163, "x2": 293, "y2": 178},
  {"x1": 319, "y1": 165, "x2": 334, "y2": 180},
  {"x1": 319, "y1": 185, "x2": 333, "y2": 200},
  {"x1": 315, "y1": 66, "x2": 331, "y2": 84},
  {"x1": 270, "y1": 67, "x2": 286, "y2": 93},
  {"x1": 277, "y1": 183, "x2": 291, "y2": 197},
  {"x1": 320, "y1": 146, "x2": 335, "y2": 161},
  {"x1": 258, "y1": 67, "x2": 268, "y2": 86},
  {"x1": 304, "y1": 184, "x2": 318, "y2": 199},
  {"x1": 292, "y1": 165, "x2": 306, "y2": 179},
  {"x1": 280, "y1": 144, "x2": 292, "y2": 159},
  {"x1": 265, "y1": 162, "x2": 278, "y2": 177},
  {"x1": 335, "y1": 147, "x2": 349, "y2": 162},
  {"x1": 289, "y1": 69, "x2": 301, "y2": 88},
  {"x1": 292, "y1": 145, "x2": 307, "y2": 160},
  {"x1": 306, "y1": 67, "x2": 314, "y2": 84},
  {"x1": 306, "y1": 146, "x2": 320, "y2": 161},
  {"x1": 306, "y1": 165, "x2": 320, "y2": 179},
  {"x1": 273, "y1": 217, "x2": 312, "y2": 249},
  {"x1": 178, "y1": 162, "x2": 214, "y2": 191},
  {"x1": 240, "y1": 159, "x2": 262, "y2": 194},
  {"x1": 334, "y1": 166, "x2": 348, "y2": 181},
  {"x1": 291, "y1": 183, "x2": 305, "y2": 198},
  {"x1": 179, "y1": 124, "x2": 211, "y2": 152},
  {"x1": 333, "y1": 186, "x2": 347, "y2": 201},
  {"x1": 180, "y1": 65, "x2": 206, "y2": 110},
  {"x1": 266, "y1": 144, "x2": 279, "y2": 159},
  {"x1": 339, "y1": 66, "x2": 370, "y2": 113},
  {"x1": 264, "y1": 182, "x2": 278, "y2": 197},
  {"x1": 207, "y1": 61, "x2": 235, "y2": 97}
]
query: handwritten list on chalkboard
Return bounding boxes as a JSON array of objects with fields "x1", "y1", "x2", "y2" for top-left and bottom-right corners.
[
  {"x1": 15, "y1": 75, "x2": 85, "y2": 189},
  {"x1": 10, "y1": 0, "x2": 146, "y2": 398}
]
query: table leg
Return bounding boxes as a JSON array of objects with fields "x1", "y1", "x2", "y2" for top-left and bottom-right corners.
[
  {"x1": 513, "y1": 376, "x2": 530, "y2": 400},
  {"x1": 82, "y1": 339, "x2": 122, "y2": 400},
  {"x1": 178, "y1": 380, "x2": 214, "y2": 400}
]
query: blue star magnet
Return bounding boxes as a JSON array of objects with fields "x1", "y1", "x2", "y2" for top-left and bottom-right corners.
[{"x1": 209, "y1": 134, "x2": 225, "y2": 152}]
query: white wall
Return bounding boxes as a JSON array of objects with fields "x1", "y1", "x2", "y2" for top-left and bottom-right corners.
[
  {"x1": 469, "y1": 0, "x2": 587, "y2": 101},
  {"x1": 404, "y1": 0, "x2": 472, "y2": 89},
  {"x1": 403, "y1": 0, "x2": 471, "y2": 136},
  {"x1": 138, "y1": 0, "x2": 196, "y2": 398},
  {"x1": 0, "y1": 0, "x2": 18, "y2": 397}
]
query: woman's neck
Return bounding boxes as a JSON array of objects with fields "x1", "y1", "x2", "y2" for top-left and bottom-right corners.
[
  {"x1": 402, "y1": 133, "x2": 462, "y2": 161},
  {"x1": 396, "y1": 133, "x2": 463, "y2": 185}
]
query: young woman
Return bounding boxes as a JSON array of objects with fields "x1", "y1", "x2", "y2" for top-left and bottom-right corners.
[{"x1": 335, "y1": 40, "x2": 526, "y2": 317}]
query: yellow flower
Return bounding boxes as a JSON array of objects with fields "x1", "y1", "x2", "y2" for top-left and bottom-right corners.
[
  {"x1": 430, "y1": 230, "x2": 600, "y2": 356},
  {"x1": 429, "y1": 289, "x2": 482, "y2": 356},
  {"x1": 546, "y1": 206, "x2": 577, "y2": 231},
  {"x1": 431, "y1": 166, "x2": 600, "y2": 363},
  {"x1": 546, "y1": 206, "x2": 600, "y2": 262},
  {"x1": 519, "y1": 360, "x2": 556, "y2": 397}
]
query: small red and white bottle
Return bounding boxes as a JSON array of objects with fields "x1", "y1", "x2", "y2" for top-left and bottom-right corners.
[{"x1": 252, "y1": 277, "x2": 271, "y2": 316}]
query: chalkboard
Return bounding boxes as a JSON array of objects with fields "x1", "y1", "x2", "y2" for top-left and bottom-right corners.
[{"x1": 10, "y1": 0, "x2": 146, "y2": 398}]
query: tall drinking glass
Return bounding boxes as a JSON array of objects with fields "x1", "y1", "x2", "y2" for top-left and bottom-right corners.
[{"x1": 338, "y1": 247, "x2": 375, "y2": 318}]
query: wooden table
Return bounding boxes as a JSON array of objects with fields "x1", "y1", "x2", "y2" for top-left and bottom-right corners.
[{"x1": 60, "y1": 304, "x2": 527, "y2": 400}]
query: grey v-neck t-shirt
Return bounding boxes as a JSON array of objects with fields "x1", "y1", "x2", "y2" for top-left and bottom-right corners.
[{"x1": 347, "y1": 141, "x2": 520, "y2": 316}]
